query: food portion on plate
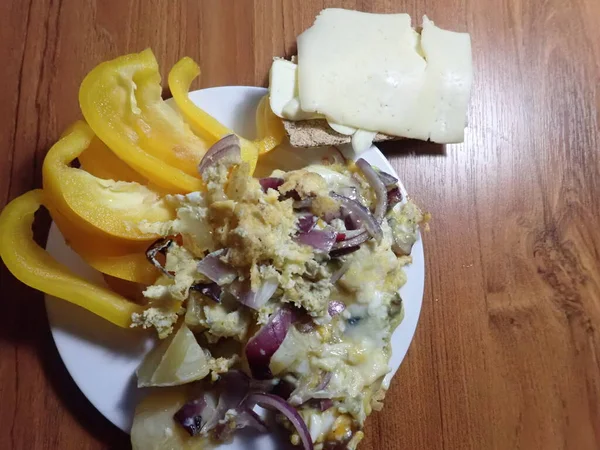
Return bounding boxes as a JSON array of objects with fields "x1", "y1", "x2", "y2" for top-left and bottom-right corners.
[
  {"x1": 127, "y1": 133, "x2": 426, "y2": 449},
  {"x1": 0, "y1": 7, "x2": 466, "y2": 450},
  {"x1": 269, "y1": 9, "x2": 473, "y2": 153}
]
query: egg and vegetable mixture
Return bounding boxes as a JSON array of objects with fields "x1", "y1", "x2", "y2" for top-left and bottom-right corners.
[{"x1": 130, "y1": 136, "x2": 426, "y2": 450}]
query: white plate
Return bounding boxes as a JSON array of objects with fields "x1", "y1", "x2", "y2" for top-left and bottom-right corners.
[{"x1": 45, "y1": 86, "x2": 424, "y2": 445}]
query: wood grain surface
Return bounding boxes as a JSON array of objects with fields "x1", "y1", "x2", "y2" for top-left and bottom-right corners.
[{"x1": 1, "y1": 1, "x2": 599, "y2": 449}]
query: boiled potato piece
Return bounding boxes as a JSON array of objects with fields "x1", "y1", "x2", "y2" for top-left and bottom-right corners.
[
  {"x1": 138, "y1": 324, "x2": 211, "y2": 387},
  {"x1": 131, "y1": 387, "x2": 208, "y2": 450}
]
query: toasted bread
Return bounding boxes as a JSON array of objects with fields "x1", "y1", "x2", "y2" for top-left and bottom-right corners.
[{"x1": 283, "y1": 119, "x2": 399, "y2": 148}]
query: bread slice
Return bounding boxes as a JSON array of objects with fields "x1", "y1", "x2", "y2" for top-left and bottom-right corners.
[{"x1": 283, "y1": 119, "x2": 399, "y2": 148}]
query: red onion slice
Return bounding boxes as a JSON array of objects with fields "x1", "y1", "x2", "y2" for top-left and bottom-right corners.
[
  {"x1": 330, "y1": 192, "x2": 381, "y2": 243},
  {"x1": 198, "y1": 134, "x2": 241, "y2": 179},
  {"x1": 316, "y1": 399, "x2": 334, "y2": 411},
  {"x1": 376, "y1": 169, "x2": 399, "y2": 190},
  {"x1": 315, "y1": 372, "x2": 333, "y2": 391},
  {"x1": 174, "y1": 395, "x2": 216, "y2": 437},
  {"x1": 289, "y1": 371, "x2": 332, "y2": 406},
  {"x1": 330, "y1": 260, "x2": 350, "y2": 283},
  {"x1": 213, "y1": 406, "x2": 269, "y2": 442},
  {"x1": 295, "y1": 228, "x2": 338, "y2": 252},
  {"x1": 293, "y1": 198, "x2": 314, "y2": 210},
  {"x1": 190, "y1": 282, "x2": 222, "y2": 302},
  {"x1": 328, "y1": 300, "x2": 346, "y2": 316},
  {"x1": 201, "y1": 370, "x2": 251, "y2": 432},
  {"x1": 297, "y1": 214, "x2": 317, "y2": 233},
  {"x1": 197, "y1": 249, "x2": 238, "y2": 285},
  {"x1": 330, "y1": 245, "x2": 361, "y2": 257},
  {"x1": 232, "y1": 278, "x2": 279, "y2": 310},
  {"x1": 356, "y1": 158, "x2": 388, "y2": 222},
  {"x1": 146, "y1": 238, "x2": 174, "y2": 277},
  {"x1": 245, "y1": 307, "x2": 295, "y2": 380},
  {"x1": 246, "y1": 393, "x2": 314, "y2": 450},
  {"x1": 387, "y1": 187, "x2": 403, "y2": 211},
  {"x1": 272, "y1": 379, "x2": 296, "y2": 400},
  {"x1": 259, "y1": 177, "x2": 284, "y2": 192},
  {"x1": 233, "y1": 408, "x2": 269, "y2": 433},
  {"x1": 343, "y1": 207, "x2": 363, "y2": 230}
]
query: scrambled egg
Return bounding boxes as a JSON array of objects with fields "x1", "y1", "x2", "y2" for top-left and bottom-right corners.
[
  {"x1": 131, "y1": 307, "x2": 180, "y2": 339},
  {"x1": 185, "y1": 295, "x2": 251, "y2": 343},
  {"x1": 130, "y1": 152, "x2": 424, "y2": 446}
]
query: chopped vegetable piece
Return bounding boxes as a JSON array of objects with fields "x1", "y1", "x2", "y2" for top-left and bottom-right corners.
[
  {"x1": 42, "y1": 121, "x2": 175, "y2": 241},
  {"x1": 137, "y1": 324, "x2": 211, "y2": 386},
  {"x1": 246, "y1": 307, "x2": 295, "y2": 380},
  {"x1": 0, "y1": 190, "x2": 143, "y2": 328},
  {"x1": 80, "y1": 49, "x2": 207, "y2": 192},
  {"x1": 246, "y1": 393, "x2": 314, "y2": 450},
  {"x1": 197, "y1": 249, "x2": 238, "y2": 285},
  {"x1": 146, "y1": 238, "x2": 174, "y2": 277},
  {"x1": 355, "y1": 159, "x2": 388, "y2": 222},
  {"x1": 197, "y1": 134, "x2": 242, "y2": 179}
]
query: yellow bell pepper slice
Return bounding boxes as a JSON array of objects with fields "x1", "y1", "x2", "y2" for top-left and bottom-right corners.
[
  {"x1": 42, "y1": 121, "x2": 175, "y2": 241},
  {"x1": 0, "y1": 190, "x2": 144, "y2": 328},
  {"x1": 255, "y1": 94, "x2": 285, "y2": 154},
  {"x1": 79, "y1": 49, "x2": 205, "y2": 193},
  {"x1": 79, "y1": 134, "x2": 148, "y2": 184},
  {"x1": 50, "y1": 207, "x2": 159, "y2": 285},
  {"x1": 168, "y1": 57, "x2": 268, "y2": 169}
]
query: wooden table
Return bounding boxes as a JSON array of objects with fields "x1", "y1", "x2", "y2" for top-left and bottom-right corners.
[{"x1": 1, "y1": 1, "x2": 599, "y2": 449}]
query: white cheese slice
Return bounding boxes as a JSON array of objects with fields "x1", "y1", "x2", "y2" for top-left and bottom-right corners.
[
  {"x1": 268, "y1": 58, "x2": 299, "y2": 118},
  {"x1": 418, "y1": 16, "x2": 472, "y2": 143},
  {"x1": 296, "y1": 9, "x2": 472, "y2": 143},
  {"x1": 351, "y1": 129, "x2": 377, "y2": 154},
  {"x1": 269, "y1": 59, "x2": 322, "y2": 121},
  {"x1": 327, "y1": 120, "x2": 357, "y2": 136},
  {"x1": 281, "y1": 97, "x2": 319, "y2": 121}
]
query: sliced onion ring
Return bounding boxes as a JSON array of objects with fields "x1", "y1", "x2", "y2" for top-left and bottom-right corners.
[
  {"x1": 246, "y1": 393, "x2": 314, "y2": 450},
  {"x1": 330, "y1": 260, "x2": 350, "y2": 283},
  {"x1": 174, "y1": 395, "x2": 216, "y2": 437},
  {"x1": 198, "y1": 134, "x2": 241, "y2": 179},
  {"x1": 356, "y1": 158, "x2": 388, "y2": 222},
  {"x1": 330, "y1": 192, "x2": 381, "y2": 242},
  {"x1": 297, "y1": 214, "x2": 317, "y2": 233},
  {"x1": 245, "y1": 307, "x2": 295, "y2": 380},
  {"x1": 295, "y1": 228, "x2": 338, "y2": 252},
  {"x1": 259, "y1": 177, "x2": 284, "y2": 192},
  {"x1": 146, "y1": 238, "x2": 174, "y2": 277},
  {"x1": 330, "y1": 245, "x2": 361, "y2": 257},
  {"x1": 387, "y1": 187, "x2": 403, "y2": 211},
  {"x1": 376, "y1": 169, "x2": 399, "y2": 190},
  {"x1": 231, "y1": 278, "x2": 279, "y2": 310},
  {"x1": 197, "y1": 249, "x2": 238, "y2": 285},
  {"x1": 233, "y1": 408, "x2": 268, "y2": 433},
  {"x1": 190, "y1": 282, "x2": 222, "y2": 302},
  {"x1": 289, "y1": 371, "x2": 332, "y2": 406}
]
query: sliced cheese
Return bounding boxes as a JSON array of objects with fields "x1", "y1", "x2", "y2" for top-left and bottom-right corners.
[
  {"x1": 352, "y1": 129, "x2": 377, "y2": 153},
  {"x1": 295, "y1": 9, "x2": 472, "y2": 143},
  {"x1": 327, "y1": 120, "x2": 357, "y2": 136},
  {"x1": 269, "y1": 58, "x2": 299, "y2": 118},
  {"x1": 419, "y1": 16, "x2": 472, "y2": 142},
  {"x1": 269, "y1": 59, "x2": 322, "y2": 121}
]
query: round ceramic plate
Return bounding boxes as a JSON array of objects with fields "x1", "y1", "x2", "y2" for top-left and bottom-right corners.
[{"x1": 45, "y1": 86, "x2": 425, "y2": 446}]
